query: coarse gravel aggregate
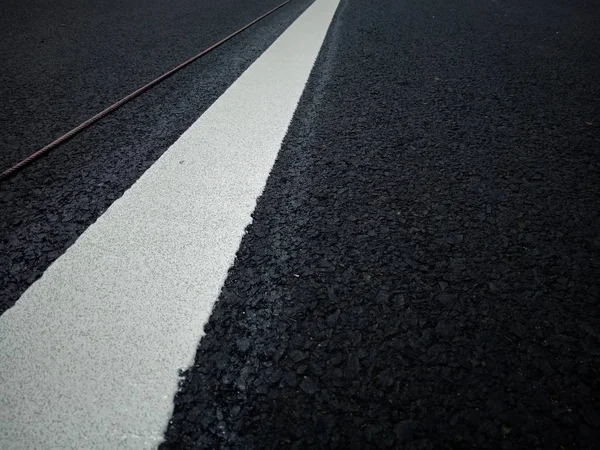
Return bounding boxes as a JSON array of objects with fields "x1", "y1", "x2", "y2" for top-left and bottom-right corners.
[
  {"x1": 0, "y1": 0, "x2": 314, "y2": 314},
  {"x1": 162, "y1": 0, "x2": 600, "y2": 448}
]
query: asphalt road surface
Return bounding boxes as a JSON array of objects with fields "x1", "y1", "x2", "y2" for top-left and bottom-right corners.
[{"x1": 1, "y1": 0, "x2": 599, "y2": 448}]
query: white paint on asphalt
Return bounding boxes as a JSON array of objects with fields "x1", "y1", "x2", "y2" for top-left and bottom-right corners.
[{"x1": 0, "y1": 0, "x2": 339, "y2": 448}]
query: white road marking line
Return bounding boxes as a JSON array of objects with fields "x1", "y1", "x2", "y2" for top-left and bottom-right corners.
[{"x1": 0, "y1": 0, "x2": 340, "y2": 448}]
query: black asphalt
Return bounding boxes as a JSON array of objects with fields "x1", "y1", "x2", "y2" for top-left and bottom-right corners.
[
  {"x1": 161, "y1": 0, "x2": 600, "y2": 448},
  {"x1": 2, "y1": 0, "x2": 599, "y2": 447},
  {"x1": 0, "y1": 0, "x2": 313, "y2": 314}
]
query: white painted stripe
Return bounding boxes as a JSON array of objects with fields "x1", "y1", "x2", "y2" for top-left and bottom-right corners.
[{"x1": 0, "y1": 0, "x2": 339, "y2": 448}]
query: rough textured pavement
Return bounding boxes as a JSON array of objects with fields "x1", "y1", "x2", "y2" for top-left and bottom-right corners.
[
  {"x1": 1, "y1": 0, "x2": 599, "y2": 448},
  {"x1": 162, "y1": 0, "x2": 600, "y2": 448}
]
